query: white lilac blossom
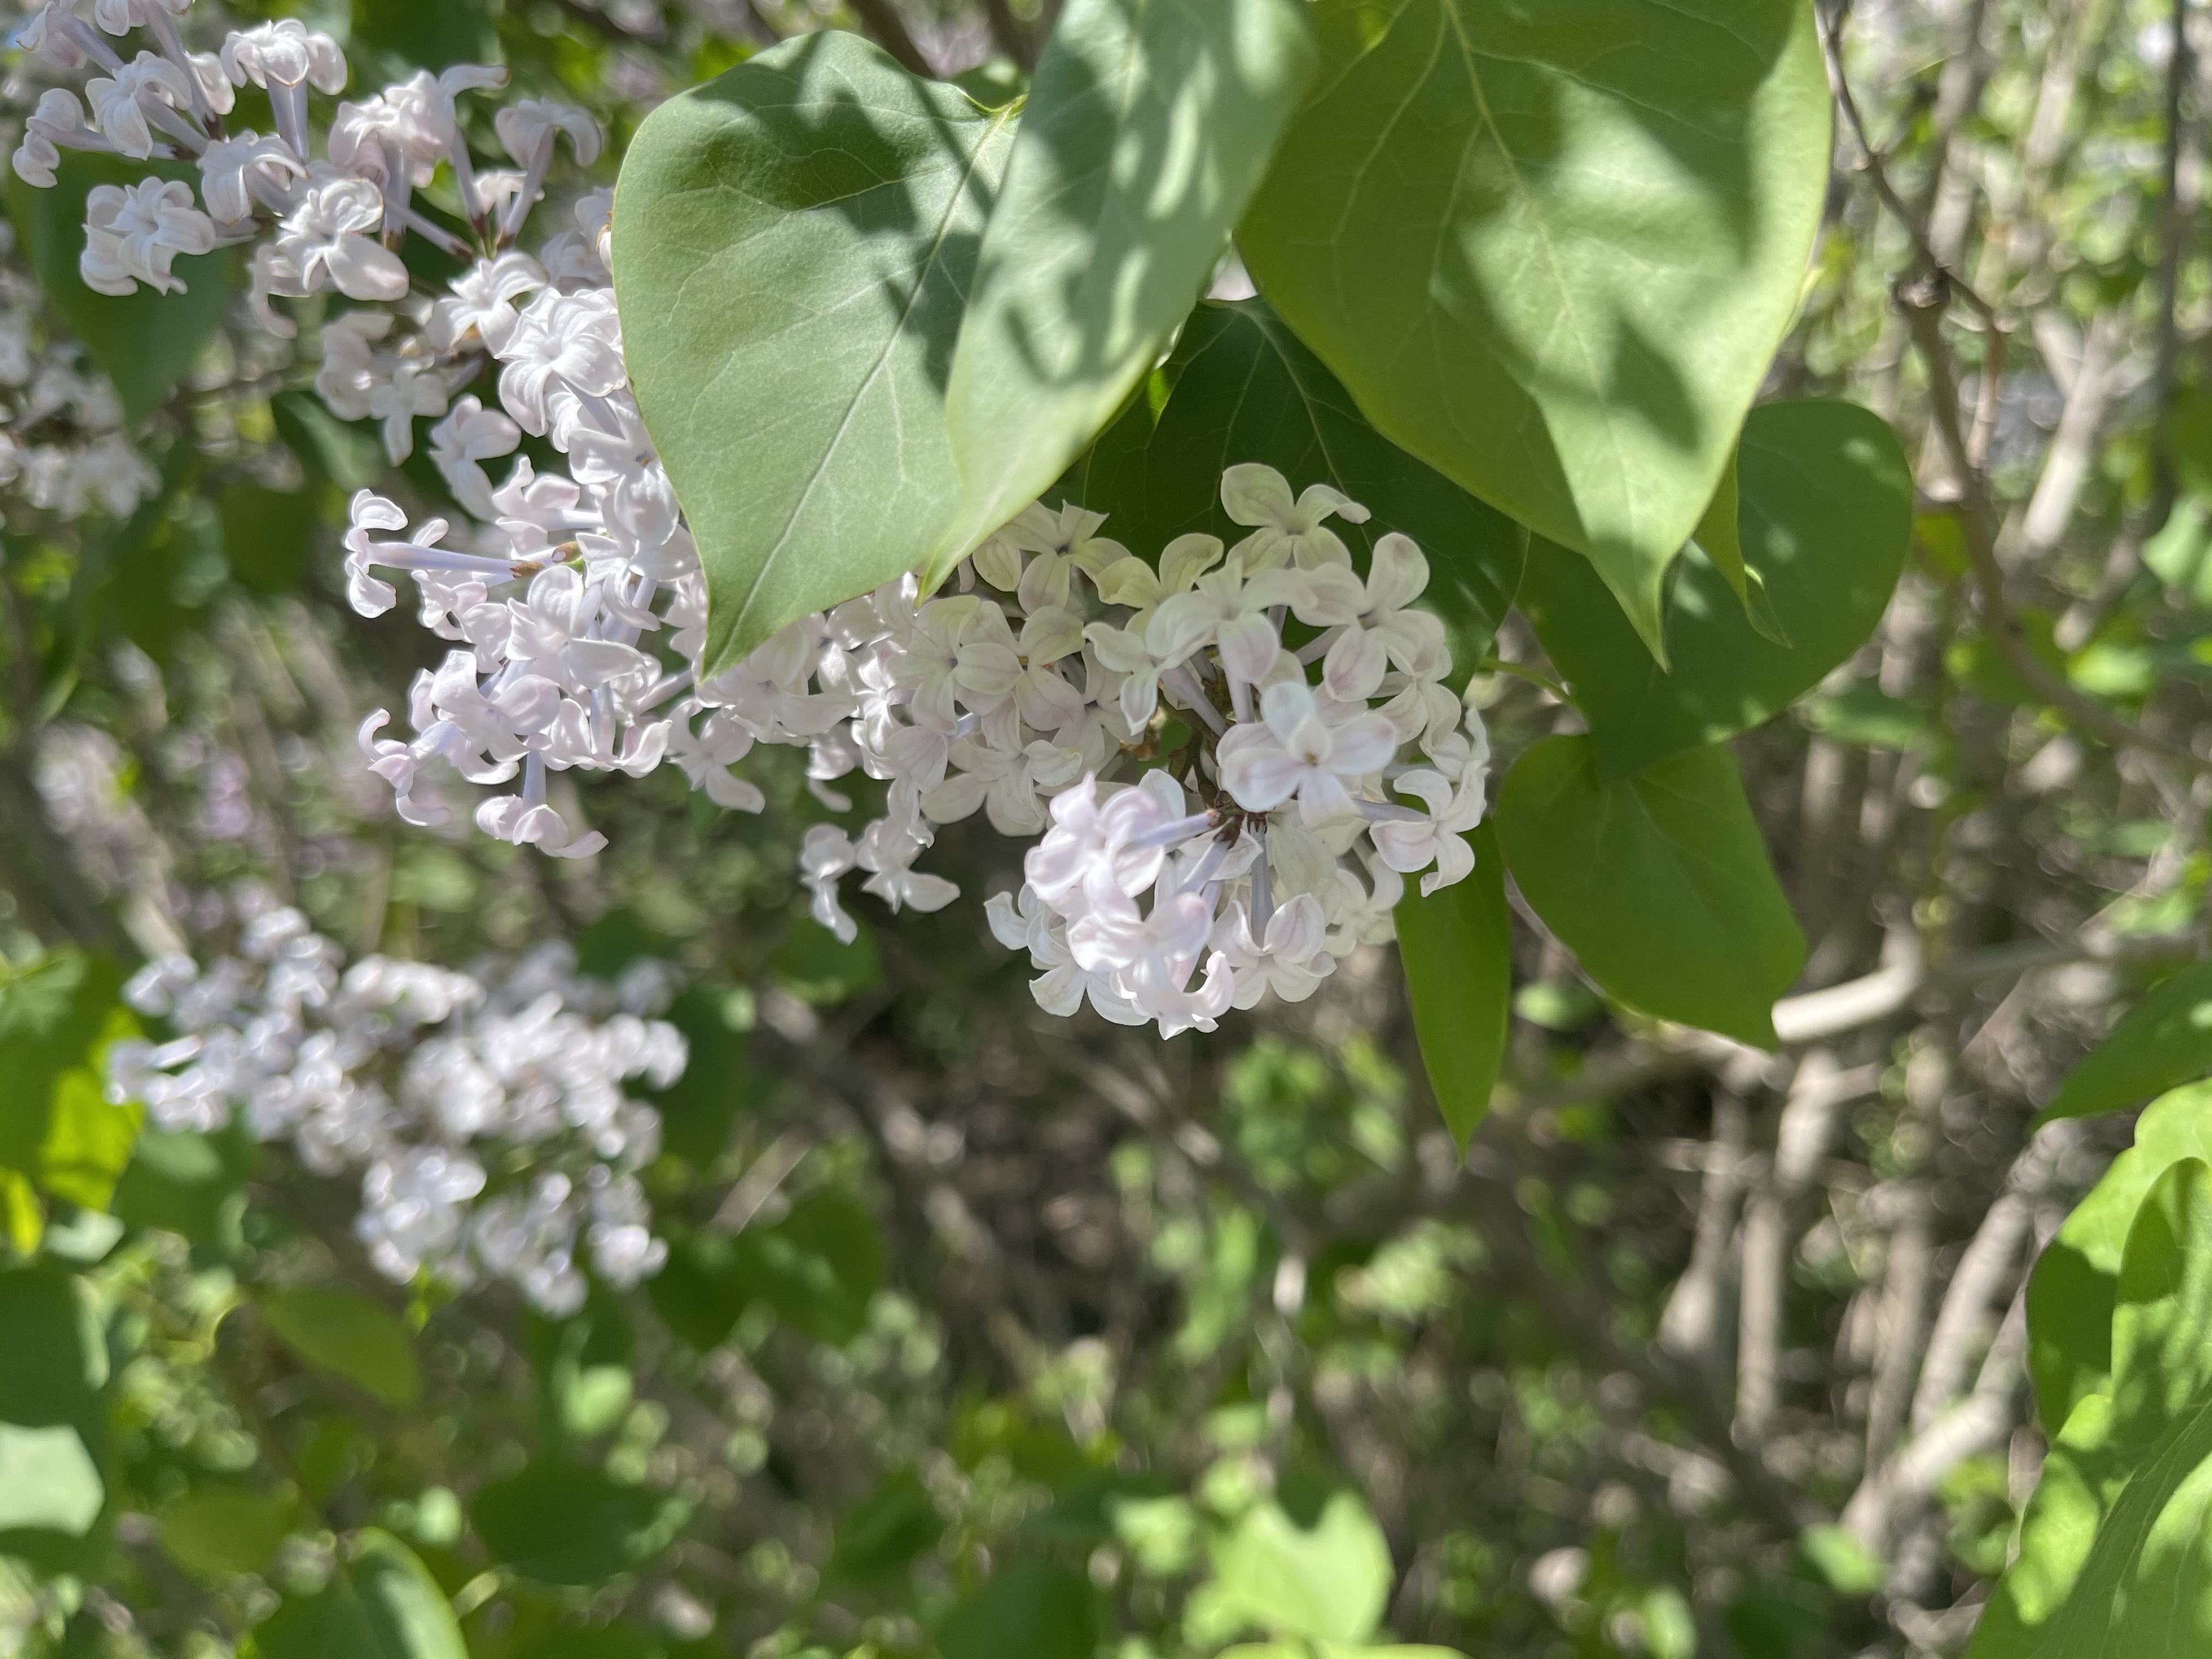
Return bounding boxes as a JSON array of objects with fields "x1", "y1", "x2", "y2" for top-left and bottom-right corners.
[
  {"x1": 9, "y1": 0, "x2": 1493, "y2": 1037},
  {"x1": 78, "y1": 176, "x2": 214, "y2": 294},
  {"x1": 105, "y1": 889, "x2": 682, "y2": 1316}
]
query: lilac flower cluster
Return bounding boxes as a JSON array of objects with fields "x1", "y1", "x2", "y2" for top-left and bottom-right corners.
[
  {"x1": 10, "y1": 0, "x2": 1492, "y2": 1039},
  {"x1": 107, "y1": 889, "x2": 683, "y2": 1315}
]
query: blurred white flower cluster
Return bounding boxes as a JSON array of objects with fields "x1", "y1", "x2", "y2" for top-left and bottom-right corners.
[
  {"x1": 0, "y1": 228, "x2": 156, "y2": 521},
  {"x1": 105, "y1": 888, "x2": 684, "y2": 1316},
  {"x1": 8, "y1": 0, "x2": 1493, "y2": 1040}
]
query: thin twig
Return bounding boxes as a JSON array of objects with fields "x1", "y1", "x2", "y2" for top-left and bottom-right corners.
[
  {"x1": 1899, "y1": 287, "x2": 2204, "y2": 769},
  {"x1": 1820, "y1": 6, "x2": 2001, "y2": 324}
]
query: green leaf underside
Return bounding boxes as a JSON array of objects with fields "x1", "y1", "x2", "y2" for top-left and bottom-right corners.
[
  {"x1": 1081, "y1": 297, "x2": 1526, "y2": 666},
  {"x1": 2028, "y1": 1082, "x2": 2212, "y2": 1431},
  {"x1": 1393, "y1": 822, "x2": 1513, "y2": 1149},
  {"x1": 1496, "y1": 737, "x2": 1804, "y2": 1047},
  {"x1": 935, "y1": 0, "x2": 1317, "y2": 582},
  {"x1": 1973, "y1": 1160, "x2": 2212, "y2": 1657},
  {"x1": 612, "y1": 31, "x2": 1017, "y2": 674},
  {"x1": 255, "y1": 1531, "x2": 465, "y2": 1659},
  {"x1": 2040, "y1": 960, "x2": 2212, "y2": 1124},
  {"x1": 6, "y1": 153, "x2": 234, "y2": 424},
  {"x1": 1239, "y1": 0, "x2": 1831, "y2": 655},
  {"x1": 1519, "y1": 400, "x2": 1915, "y2": 777}
]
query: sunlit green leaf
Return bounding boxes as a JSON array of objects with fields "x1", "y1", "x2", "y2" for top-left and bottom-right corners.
[
  {"x1": 1204, "y1": 1491, "x2": 1395, "y2": 1645},
  {"x1": 0, "y1": 1424, "x2": 103, "y2": 1538},
  {"x1": 613, "y1": 31, "x2": 1017, "y2": 673},
  {"x1": 0, "y1": 951, "x2": 127, "y2": 1184},
  {"x1": 1974, "y1": 1159, "x2": 2212, "y2": 1657},
  {"x1": 2028, "y1": 1082, "x2": 2212, "y2": 1430},
  {"x1": 935, "y1": 0, "x2": 1314, "y2": 581},
  {"x1": 1240, "y1": 0, "x2": 1830, "y2": 651}
]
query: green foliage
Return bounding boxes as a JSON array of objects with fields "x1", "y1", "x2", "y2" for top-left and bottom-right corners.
[
  {"x1": 0, "y1": 1267, "x2": 105, "y2": 1539},
  {"x1": 159, "y1": 1486, "x2": 297, "y2": 1579},
  {"x1": 258, "y1": 1286, "x2": 424, "y2": 1408},
  {"x1": 936, "y1": 0, "x2": 1316, "y2": 580},
  {"x1": 1974, "y1": 1160, "x2": 2212, "y2": 1657},
  {"x1": 253, "y1": 1531, "x2": 465, "y2": 1659},
  {"x1": 613, "y1": 32, "x2": 1018, "y2": 674},
  {"x1": 1239, "y1": 0, "x2": 1831, "y2": 651},
  {"x1": 771, "y1": 916, "x2": 883, "y2": 1006},
  {"x1": 1519, "y1": 400, "x2": 1916, "y2": 776},
  {"x1": 110, "y1": 1126, "x2": 254, "y2": 1249},
  {"x1": 1393, "y1": 823, "x2": 1512, "y2": 1148},
  {"x1": 1080, "y1": 297, "x2": 1527, "y2": 664},
  {"x1": 470, "y1": 1462, "x2": 676, "y2": 1585},
  {"x1": 1197, "y1": 1491, "x2": 1395, "y2": 1646},
  {"x1": 2039, "y1": 961, "x2": 2212, "y2": 1123},
  {"x1": 0, "y1": 951, "x2": 137, "y2": 1219},
  {"x1": 5, "y1": 153, "x2": 233, "y2": 423},
  {"x1": 937, "y1": 1558, "x2": 1097, "y2": 1659},
  {"x1": 826, "y1": 1468, "x2": 944, "y2": 1585},
  {"x1": 0, "y1": 1424, "x2": 102, "y2": 1538},
  {"x1": 219, "y1": 483, "x2": 327, "y2": 597},
  {"x1": 350, "y1": 0, "x2": 499, "y2": 72},
  {"x1": 1496, "y1": 737, "x2": 1804, "y2": 1046},
  {"x1": 646, "y1": 988, "x2": 755, "y2": 1167},
  {"x1": 2027, "y1": 1083, "x2": 2212, "y2": 1430},
  {"x1": 651, "y1": 1187, "x2": 887, "y2": 1349}
]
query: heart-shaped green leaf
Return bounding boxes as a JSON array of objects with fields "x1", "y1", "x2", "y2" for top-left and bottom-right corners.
[
  {"x1": 2026, "y1": 1082, "x2": 2212, "y2": 1432},
  {"x1": 1518, "y1": 400, "x2": 1915, "y2": 777},
  {"x1": 612, "y1": 32, "x2": 1017, "y2": 674},
  {"x1": 1497, "y1": 737, "x2": 1804, "y2": 1048},
  {"x1": 1239, "y1": 0, "x2": 1831, "y2": 652},
  {"x1": 1080, "y1": 297, "x2": 1526, "y2": 668},
  {"x1": 936, "y1": 0, "x2": 1316, "y2": 582},
  {"x1": 1975, "y1": 1159, "x2": 2212, "y2": 1657}
]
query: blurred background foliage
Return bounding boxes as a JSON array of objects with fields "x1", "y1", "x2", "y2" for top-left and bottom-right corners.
[{"x1": 4, "y1": 0, "x2": 2212, "y2": 1656}]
